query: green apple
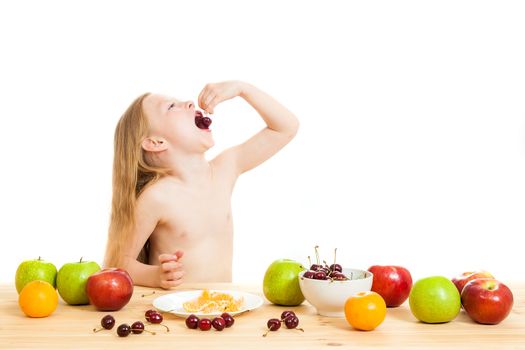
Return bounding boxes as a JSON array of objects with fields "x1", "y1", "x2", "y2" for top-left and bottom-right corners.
[
  {"x1": 57, "y1": 258, "x2": 101, "y2": 305},
  {"x1": 15, "y1": 257, "x2": 57, "y2": 294},
  {"x1": 409, "y1": 276, "x2": 461, "y2": 323},
  {"x1": 263, "y1": 259, "x2": 305, "y2": 306}
]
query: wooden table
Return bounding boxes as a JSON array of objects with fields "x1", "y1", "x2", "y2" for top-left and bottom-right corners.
[{"x1": 1, "y1": 283, "x2": 524, "y2": 349}]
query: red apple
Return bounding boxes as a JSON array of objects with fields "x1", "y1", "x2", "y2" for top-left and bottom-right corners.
[
  {"x1": 451, "y1": 271, "x2": 494, "y2": 294},
  {"x1": 461, "y1": 278, "x2": 513, "y2": 325},
  {"x1": 86, "y1": 268, "x2": 134, "y2": 311},
  {"x1": 368, "y1": 265, "x2": 412, "y2": 307}
]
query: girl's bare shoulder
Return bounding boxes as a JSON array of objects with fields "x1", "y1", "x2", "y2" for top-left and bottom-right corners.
[{"x1": 137, "y1": 177, "x2": 179, "y2": 206}]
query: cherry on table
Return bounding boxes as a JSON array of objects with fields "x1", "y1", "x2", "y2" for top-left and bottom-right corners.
[
  {"x1": 221, "y1": 313, "x2": 235, "y2": 328},
  {"x1": 93, "y1": 314, "x2": 116, "y2": 333},
  {"x1": 145, "y1": 309, "x2": 158, "y2": 322},
  {"x1": 148, "y1": 313, "x2": 163, "y2": 324},
  {"x1": 117, "y1": 324, "x2": 131, "y2": 337},
  {"x1": 212, "y1": 317, "x2": 226, "y2": 331},
  {"x1": 131, "y1": 321, "x2": 156, "y2": 335},
  {"x1": 284, "y1": 315, "x2": 299, "y2": 329},
  {"x1": 284, "y1": 315, "x2": 304, "y2": 332},
  {"x1": 280, "y1": 310, "x2": 295, "y2": 320},
  {"x1": 198, "y1": 318, "x2": 212, "y2": 331},
  {"x1": 263, "y1": 318, "x2": 281, "y2": 337},
  {"x1": 131, "y1": 321, "x2": 144, "y2": 334},
  {"x1": 185, "y1": 314, "x2": 200, "y2": 329}
]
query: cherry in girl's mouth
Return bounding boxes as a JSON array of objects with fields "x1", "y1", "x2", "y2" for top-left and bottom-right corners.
[{"x1": 195, "y1": 110, "x2": 212, "y2": 130}]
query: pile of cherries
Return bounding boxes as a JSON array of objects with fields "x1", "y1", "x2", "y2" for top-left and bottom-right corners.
[
  {"x1": 302, "y1": 246, "x2": 349, "y2": 281},
  {"x1": 185, "y1": 313, "x2": 235, "y2": 331},
  {"x1": 263, "y1": 310, "x2": 303, "y2": 337},
  {"x1": 93, "y1": 309, "x2": 169, "y2": 337}
]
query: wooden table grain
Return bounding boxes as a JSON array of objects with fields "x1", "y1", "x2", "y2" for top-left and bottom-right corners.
[{"x1": 1, "y1": 282, "x2": 524, "y2": 349}]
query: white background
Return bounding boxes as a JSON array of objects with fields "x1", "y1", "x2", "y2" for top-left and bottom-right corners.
[{"x1": 1, "y1": 0, "x2": 524, "y2": 284}]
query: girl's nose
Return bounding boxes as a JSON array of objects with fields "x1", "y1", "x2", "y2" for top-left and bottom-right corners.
[{"x1": 184, "y1": 101, "x2": 194, "y2": 109}]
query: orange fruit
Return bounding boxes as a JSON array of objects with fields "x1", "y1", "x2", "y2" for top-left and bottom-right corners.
[
  {"x1": 19, "y1": 280, "x2": 58, "y2": 317},
  {"x1": 344, "y1": 291, "x2": 387, "y2": 331}
]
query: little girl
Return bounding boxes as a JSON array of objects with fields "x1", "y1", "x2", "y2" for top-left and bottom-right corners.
[{"x1": 104, "y1": 81, "x2": 299, "y2": 288}]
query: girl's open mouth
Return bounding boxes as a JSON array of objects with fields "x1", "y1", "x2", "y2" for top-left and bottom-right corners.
[{"x1": 195, "y1": 110, "x2": 212, "y2": 130}]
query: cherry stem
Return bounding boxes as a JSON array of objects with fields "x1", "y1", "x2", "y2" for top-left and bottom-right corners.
[
  {"x1": 262, "y1": 328, "x2": 273, "y2": 337},
  {"x1": 141, "y1": 291, "x2": 156, "y2": 297},
  {"x1": 334, "y1": 248, "x2": 337, "y2": 266},
  {"x1": 80, "y1": 257, "x2": 83, "y2": 263},
  {"x1": 135, "y1": 328, "x2": 156, "y2": 335},
  {"x1": 314, "y1": 245, "x2": 320, "y2": 265},
  {"x1": 296, "y1": 327, "x2": 305, "y2": 333},
  {"x1": 149, "y1": 322, "x2": 170, "y2": 332},
  {"x1": 308, "y1": 256, "x2": 312, "y2": 267},
  {"x1": 92, "y1": 327, "x2": 105, "y2": 333}
]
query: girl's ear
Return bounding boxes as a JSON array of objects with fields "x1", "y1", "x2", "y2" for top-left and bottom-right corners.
[{"x1": 141, "y1": 137, "x2": 168, "y2": 152}]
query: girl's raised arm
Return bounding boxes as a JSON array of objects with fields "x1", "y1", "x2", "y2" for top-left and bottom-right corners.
[{"x1": 199, "y1": 81, "x2": 299, "y2": 175}]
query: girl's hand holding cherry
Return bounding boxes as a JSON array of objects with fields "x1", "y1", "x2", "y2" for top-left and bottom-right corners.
[{"x1": 198, "y1": 81, "x2": 247, "y2": 114}]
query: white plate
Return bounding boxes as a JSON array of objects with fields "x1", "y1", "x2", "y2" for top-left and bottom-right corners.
[{"x1": 153, "y1": 289, "x2": 264, "y2": 318}]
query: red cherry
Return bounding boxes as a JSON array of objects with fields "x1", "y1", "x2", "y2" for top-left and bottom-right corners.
[
  {"x1": 185, "y1": 314, "x2": 200, "y2": 329},
  {"x1": 281, "y1": 311, "x2": 295, "y2": 320},
  {"x1": 303, "y1": 271, "x2": 315, "y2": 279},
  {"x1": 314, "y1": 271, "x2": 327, "y2": 280},
  {"x1": 198, "y1": 318, "x2": 212, "y2": 331},
  {"x1": 131, "y1": 321, "x2": 145, "y2": 334},
  {"x1": 221, "y1": 313, "x2": 235, "y2": 328},
  {"x1": 145, "y1": 309, "x2": 158, "y2": 322},
  {"x1": 212, "y1": 317, "x2": 226, "y2": 331}
]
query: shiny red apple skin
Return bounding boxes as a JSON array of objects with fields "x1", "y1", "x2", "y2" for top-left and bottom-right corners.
[
  {"x1": 451, "y1": 271, "x2": 494, "y2": 294},
  {"x1": 461, "y1": 278, "x2": 513, "y2": 325},
  {"x1": 86, "y1": 268, "x2": 134, "y2": 311},
  {"x1": 368, "y1": 265, "x2": 413, "y2": 307}
]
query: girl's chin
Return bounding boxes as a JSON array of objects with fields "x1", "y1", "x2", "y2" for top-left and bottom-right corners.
[{"x1": 202, "y1": 139, "x2": 215, "y2": 150}]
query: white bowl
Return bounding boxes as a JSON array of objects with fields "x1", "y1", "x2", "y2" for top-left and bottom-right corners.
[{"x1": 298, "y1": 268, "x2": 373, "y2": 317}]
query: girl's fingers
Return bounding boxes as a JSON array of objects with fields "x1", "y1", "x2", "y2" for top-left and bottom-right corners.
[
  {"x1": 174, "y1": 250, "x2": 184, "y2": 260},
  {"x1": 198, "y1": 84, "x2": 214, "y2": 109},
  {"x1": 164, "y1": 270, "x2": 185, "y2": 281},
  {"x1": 202, "y1": 91, "x2": 217, "y2": 111},
  {"x1": 159, "y1": 250, "x2": 184, "y2": 264},
  {"x1": 160, "y1": 279, "x2": 183, "y2": 289},
  {"x1": 161, "y1": 261, "x2": 183, "y2": 272},
  {"x1": 198, "y1": 88, "x2": 208, "y2": 109},
  {"x1": 158, "y1": 253, "x2": 178, "y2": 264},
  {"x1": 207, "y1": 95, "x2": 223, "y2": 114}
]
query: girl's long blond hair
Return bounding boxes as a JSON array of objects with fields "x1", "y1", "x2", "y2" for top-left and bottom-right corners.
[{"x1": 104, "y1": 93, "x2": 168, "y2": 268}]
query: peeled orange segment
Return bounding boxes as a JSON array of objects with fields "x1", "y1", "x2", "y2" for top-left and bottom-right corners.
[{"x1": 182, "y1": 289, "x2": 244, "y2": 313}]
